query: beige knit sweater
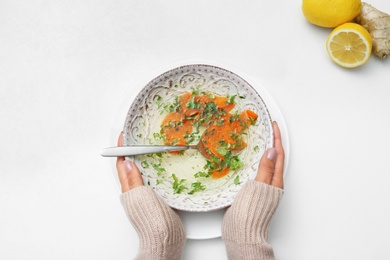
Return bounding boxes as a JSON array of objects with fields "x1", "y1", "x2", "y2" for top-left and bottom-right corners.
[
  {"x1": 222, "y1": 181, "x2": 283, "y2": 259},
  {"x1": 120, "y1": 186, "x2": 186, "y2": 260},
  {"x1": 120, "y1": 180, "x2": 283, "y2": 260}
]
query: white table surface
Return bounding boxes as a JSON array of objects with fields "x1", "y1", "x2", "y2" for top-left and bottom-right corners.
[{"x1": 1, "y1": 0, "x2": 390, "y2": 259}]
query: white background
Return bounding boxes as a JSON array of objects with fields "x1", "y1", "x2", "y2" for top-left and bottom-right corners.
[{"x1": 1, "y1": 0, "x2": 390, "y2": 259}]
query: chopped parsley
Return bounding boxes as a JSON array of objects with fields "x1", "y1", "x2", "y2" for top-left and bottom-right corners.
[
  {"x1": 152, "y1": 160, "x2": 166, "y2": 176},
  {"x1": 227, "y1": 94, "x2": 237, "y2": 104},
  {"x1": 155, "y1": 95, "x2": 163, "y2": 108},
  {"x1": 188, "y1": 182, "x2": 206, "y2": 195},
  {"x1": 141, "y1": 161, "x2": 149, "y2": 168},
  {"x1": 194, "y1": 171, "x2": 211, "y2": 178},
  {"x1": 186, "y1": 99, "x2": 201, "y2": 109},
  {"x1": 172, "y1": 174, "x2": 187, "y2": 194},
  {"x1": 234, "y1": 175, "x2": 240, "y2": 185}
]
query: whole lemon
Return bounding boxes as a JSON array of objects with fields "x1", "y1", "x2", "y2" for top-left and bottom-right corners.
[{"x1": 302, "y1": 0, "x2": 362, "y2": 28}]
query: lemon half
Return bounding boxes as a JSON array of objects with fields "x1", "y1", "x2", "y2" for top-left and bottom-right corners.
[{"x1": 326, "y1": 23, "x2": 372, "y2": 68}]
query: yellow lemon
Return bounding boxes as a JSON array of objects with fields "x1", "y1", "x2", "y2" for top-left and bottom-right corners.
[
  {"x1": 302, "y1": 0, "x2": 362, "y2": 28},
  {"x1": 326, "y1": 23, "x2": 372, "y2": 68}
]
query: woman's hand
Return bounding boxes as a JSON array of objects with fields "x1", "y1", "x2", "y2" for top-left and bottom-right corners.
[
  {"x1": 116, "y1": 133, "x2": 144, "y2": 192},
  {"x1": 255, "y1": 121, "x2": 285, "y2": 189}
]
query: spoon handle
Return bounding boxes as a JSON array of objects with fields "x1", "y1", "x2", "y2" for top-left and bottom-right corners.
[{"x1": 100, "y1": 145, "x2": 189, "y2": 157}]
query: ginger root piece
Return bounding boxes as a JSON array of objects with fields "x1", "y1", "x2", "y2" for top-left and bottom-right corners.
[{"x1": 355, "y1": 2, "x2": 390, "y2": 59}]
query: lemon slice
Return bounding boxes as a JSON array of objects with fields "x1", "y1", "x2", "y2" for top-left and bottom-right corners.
[{"x1": 326, "y1": 23, "x2": 372, "y2": 68}]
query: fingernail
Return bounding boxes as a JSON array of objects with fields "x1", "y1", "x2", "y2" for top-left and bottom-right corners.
[
  {"x1": 266, "y1": 148, "x2": 277, "y2": 161},
  {"x1": 123, "y1": 160, "x2": 133, "y2": 172}
]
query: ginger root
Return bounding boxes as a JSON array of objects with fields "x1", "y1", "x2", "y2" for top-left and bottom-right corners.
[{"x1": 355, "y1": 2, "x2": 390, "y2": 59}]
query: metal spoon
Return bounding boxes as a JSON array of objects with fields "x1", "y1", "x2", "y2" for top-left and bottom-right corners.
[
  {"x1": 100, "y1": 145, "x2": 190, "y2": 157},
  {"x1": 100, "y1": 139, "x2": 211, "y2": 158}
]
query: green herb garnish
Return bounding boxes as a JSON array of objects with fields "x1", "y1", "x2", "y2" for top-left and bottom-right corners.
[
  {"x1": 188, "y1": 181, "x2": 206, "y2": 194},
  {"x1": 234, "y1": 175, "x2": 240, "y2": 185},
  {"x1": 227, "y1": 94, "x2": 237, "y2": 104},
  {"x1": 141, "y1": 161, "x2": 149, "y2": 168},
  {"x1": 194, "y1": 171, "x2": 211, "y2": 178},
  {"x1": 172, "y1": 174, "x2": 187, "y2": 194},
  {"x1": 152, "y1": 161, "x2": 166, "y2": 176}
]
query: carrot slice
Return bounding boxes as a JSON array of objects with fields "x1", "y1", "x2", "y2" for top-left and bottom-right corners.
[
  {"x1": 161, "y1": 112, "x2": 182, "y2": 127},
  {"x1": 230, "y1": 110, "x2": 258, "y2": 134},
  {"x1": 161, "y1": 112, "x2": 192, "y2": 148},
  {"x1": 244, "y1": 109, "x2": 258, "y2": 121},
  {"x1": 201, "y1": 126, "x2": 225, "y2": 160},
  {"x1": 179, "y1": 92, "x2": 203, "y2": 118},
  {"x1": 211, "y1": 167, "x2": 230, "y2": 179},
  {"x1": 222, "y1": 103, "x2": 235, "y2": 113},
  {"x1": 178, "y1": 92, "x2": 192, "y2": 113},
  {"x1": 213, "y1": 96, "x2": 229, "y2": 108},
  {"x1": 195, "y1": 95, "x2": 211, "y2": 104}
]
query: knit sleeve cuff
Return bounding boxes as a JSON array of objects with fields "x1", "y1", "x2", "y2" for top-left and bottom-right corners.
[
  {"x1": 120, "y1": 186, "x2": 186, "y2": 260},
  {"x1": 222, "y1": 180, "x2": 283, "y2": 244}
]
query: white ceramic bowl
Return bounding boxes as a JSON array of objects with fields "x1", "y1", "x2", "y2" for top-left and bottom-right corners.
[{"x1": 123, "y1": 64, "x2": 273, "y2": 212}]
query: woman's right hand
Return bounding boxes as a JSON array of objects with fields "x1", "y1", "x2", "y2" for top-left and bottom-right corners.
[{"x1": 116, "y1": 133, "x2": 144, "y2": 193}]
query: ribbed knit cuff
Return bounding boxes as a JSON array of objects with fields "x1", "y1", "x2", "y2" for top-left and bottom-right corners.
[
  {"x1": 222, "y1": 180, "x2": 283, "y2": 260},
  {"x1": 120, "y1": 186, "x2": 186, "y2": 260}
]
